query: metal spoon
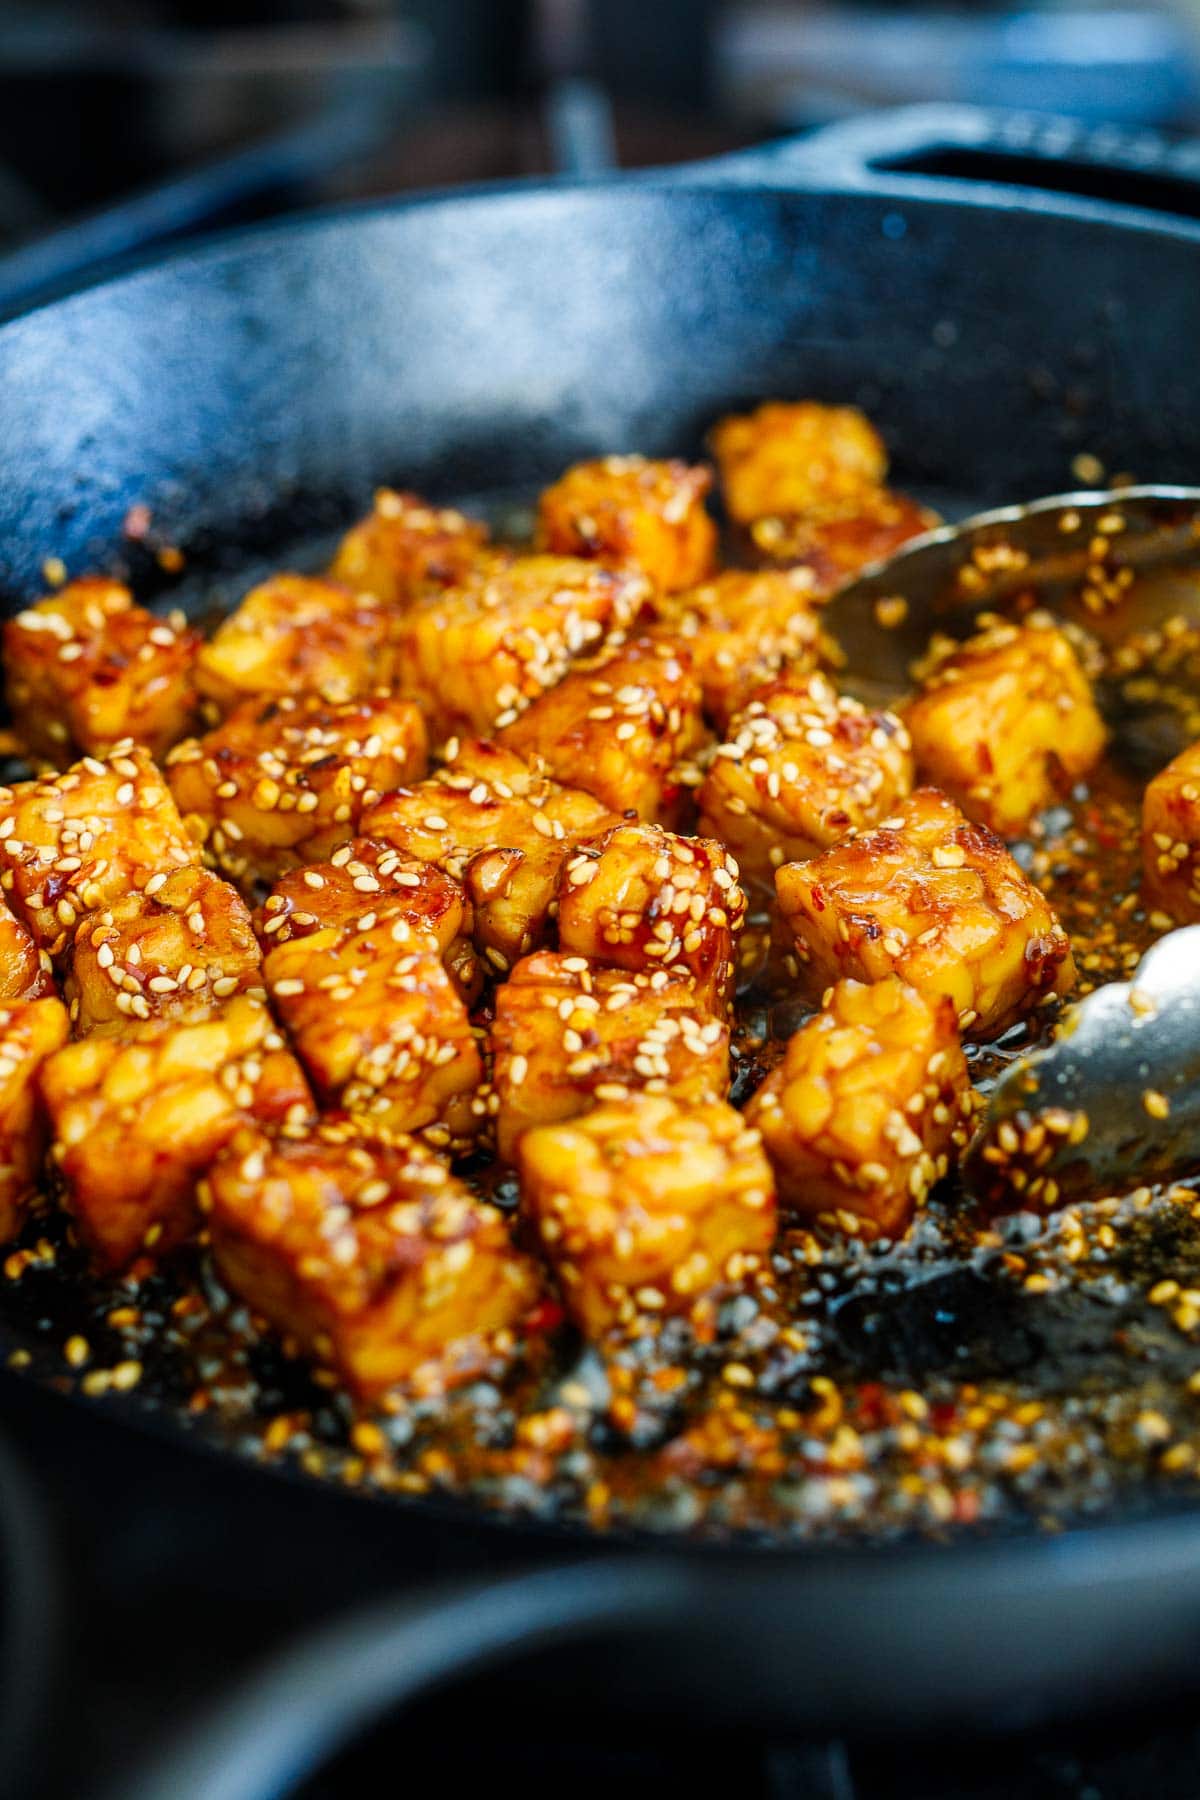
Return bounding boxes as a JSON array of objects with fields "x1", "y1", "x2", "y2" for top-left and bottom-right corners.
[{"x1": 821, "y1": 487, "x2": 1200, "y2": 1207}]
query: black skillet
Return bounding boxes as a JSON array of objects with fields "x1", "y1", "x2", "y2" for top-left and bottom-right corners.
[{"x1": 6, "y1": 103, "x2": 1200, "y2": 1780}]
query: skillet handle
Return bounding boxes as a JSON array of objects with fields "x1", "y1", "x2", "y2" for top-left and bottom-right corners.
[{"x1": 680, "y1": 102, "x2": 1200, "y2": 223}]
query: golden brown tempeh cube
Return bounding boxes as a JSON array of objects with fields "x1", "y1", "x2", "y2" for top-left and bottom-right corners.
[
  {"x1": 195, "y1": 574, "x2": 394, "y2": 717},
  {"x1": 0, "y1": 743, "x2": 197, "y2": 962},
  {"x1": 697, "y1": 671, "x2": 913, "y2": 887},
  {"x1": 391, "y1": 553, "x2": 647, "y2": 741},
  {"x1": 710, "y1": 400, "x2": 888, "y2": 524},
  {"x1": 64, "y1": 867, "x2": 262, "y2": 1033},
  {"x1": 39, "y1": 995, "x2": 312, "y2": 1272},
  {"x1": 257, "y1": 838, "x2": 468, "y2": 954},
  {"x1": 1142, "y1": 740, "x2": 1200, "y2": 923},
  {"x1": 0, "y1": 996, "x2": 70, "y2": 1241},
  {"x1": 647, "y1": 568, "x2": 822, "y2": 732},
  {"x1": 166, "y1": 691, "x2": 427, "y2": 891},
  {"x1": 363, "y1": 739, "x2": 620, "y2": 973},
  {"x1": 497, "y1": 634, "x2": 707, "y2": 826},
  {"x1": 518, "y1": 1094, "x2": 776, "y2": 1336},
  {"x1": 775, "y1": 787, "x2": 1076, "y2": 1039},
  {"x1": 204, "y1": 1120, "x2": 540, "y2": 1397},
  {"x1": 3, "y1": 577, "x2": 199, "y2": 766},
  {"x1": 329, "y1": 489, "x2": 490, "y2": 606},
  {"x1": 0, "y1": 891, "x2": 53, "y2": 1001},
  {"x1": 555, "y1": 821, "x2": 747, "y2": 1014},
  {"x1": 744, "y1": 976, "x2": 973, "y2": 1239},
  {"x1": 490, "y1": 951, "x2": 730, "y2": 1162},
  {"x1": 904, "y1": 619, "x2": 1106, "y2": 838},
  {"x1": 535, "y1": 455, "x2": 716, "y2": 593},
  {"x1": 743, "y1": 488, "x2": 937, "y2": 589},
  {"x1": 263, "y1": 917, "x2": 482, "y2": 1152}
]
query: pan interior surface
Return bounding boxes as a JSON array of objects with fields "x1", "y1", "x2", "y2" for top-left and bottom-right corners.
[{"x1": 2, "y1": 180, "x2": 1200, "y2": 1547}]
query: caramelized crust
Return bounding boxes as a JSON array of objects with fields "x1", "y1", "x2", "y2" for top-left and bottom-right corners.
[
  {"x1": 745, "y1": 977, "x2": 974, "y2": 1239},
  {"x1": 1143, "y1": 739, "x2": 1200, "y2": 923},
  {"x1": 775, "y1": 787, "x2": 1076, "y2": 1039},
  {"x1": 167, "y1": 691, "x2": 427, "y2": 891},
  {"x1": 40, "y1": 995, "x2": 312, "y2": 1271},
  {"x1": 204, "y1": 1120, "x2": 540, "y2": 1397},
  {"x1": 535, "y1": 455, "x2": 716, "y2": 593},
  {"x1": 3, "y1": 577, "x2": 199, "y2": 766},
  {"x1": 0, "y1": 743, "x2": 196, "y2": 961},
  {"x1": 556, "y1": 821, "x2": 747, "y2": 1014},
  {"x1": 905, "y1": 619, "x2": 1106, "y2": 836},
  {"x1": 64, "y1": 867, "x2": 263, "y2": 1034},
  {"x1": 711, "y1": 400, "x2": 888, "y2": 524},
  {"x1": 363, "y1": 739, "x2": 619, "y2": 973},
  {"x1": 0, "y1": 997, "x2": 70, "y2": 1241},
  {"x1": 263, "y1": 918, "x2": 482, "y2": 1152},
  {"x1": 195, "y1": 574, "x2": 394, "y2": 717},
  {"x1": 497, "y1": 634, "x2": 707, "y2": 826},
  {"x1": 0, "y1": 891, "x2": 53, "y2": 1001},
  {"x1": 647, "y1": 568, "x2": 822, "y2": 731},
  {"x1": 697, "y1": 671, "x2": 913, "y2": 887},
  {"x1": 257, "y1": 838, "x2": 467, "y2": 953},
  {"x1": 391, "y1": 553, "x2": 647, "y2": 740},
  {"x1": 744, "y1": 489, "x2": 937, "y2": 588},
  {"x1": 490, "y1": 950, "x2": 730, "y2": 1162},
  {"x1": 329, "y1": 489, "x2": 490, "y2": 606},
  {"x1": 518, "y1": 1093, "x2": 776, "y2": 1336}
]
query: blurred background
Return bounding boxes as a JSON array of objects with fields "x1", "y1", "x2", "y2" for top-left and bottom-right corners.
[{"x1": 2, "y1": 0, "x2": 1200, "y2": 297}]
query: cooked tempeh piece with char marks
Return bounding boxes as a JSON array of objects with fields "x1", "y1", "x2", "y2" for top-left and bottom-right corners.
[
  {"x1": 257, "y1": 838, "x2": 468, "y2": 951},
  {"x1": 743, "y1": 488, "x2": 937, "y2": 587},
  {"x1": 166, "y1": 690, "x2": 427, "y2": 891},
  {"x1": 195, "y1": 574, "x2": 395, "y2": 718},
  {"x1": 3, "y1": 577, "x2": 199, "y2": 766},
  {"x1": 745, "y1": 976, "x2": 974, "y2": 1240},
  {"x1": 710, "y1": 400, "x2": 888, "y2": 524},
  {"x1": 697, "y1": 671, "x2": 913, "y2": 888},
  {"x1": 518, "y1": 1094, "x2": 776, "y2": 1336},
  {"x1": 363, "y1": 739, "x2": 619, "y2": 973},
  {"x1": 204, "y1": 1120, "x2": 541, "y2": 1397},
  {"x1": 497, "y1": 634, "x2": 707, "y2": 826},
  {"x1": 0, "y1": 996, "x2": 70, "y2": 1242},
  {"x1": 490, "y1": 951, "x2": 730, "y2": 1162},
  {"x1": 39, "y1": 994, "x2": 312, "y2": 1271},
  {"x1": 0, "y1": 743, "x2": 197, "y2": 963},
  {"x1": 329, "y1": 489, "x2": 490, "y2": 607},
  {"x1": 904, "y1": 618, "x2": 1106, "y2": 837},
  {"x1": 1142, "y1": 739, "x2": 1200, "y2": 923},
  {"x1": 535, "y1": 455, "x2": 716, "y2": 593},
  {"x1": 775, "y1": 787, "x2": 1076, "y2": 1039},
  {"x1": 646, "y1": 568, "x2": 822, "y2": 732},
  {"x1": 556, "y1": 821, "x2": 746, "y2": 1015}
]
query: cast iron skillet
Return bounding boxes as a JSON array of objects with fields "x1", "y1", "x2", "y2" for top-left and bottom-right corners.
[{"x1": 7, "y1": 105, "x2": 1200, "y2": 1764}]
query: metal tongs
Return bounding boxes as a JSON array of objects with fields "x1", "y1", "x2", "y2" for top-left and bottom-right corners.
[{"x1": 824, "y1": 485, "x2": 1200, "y2": 1208}]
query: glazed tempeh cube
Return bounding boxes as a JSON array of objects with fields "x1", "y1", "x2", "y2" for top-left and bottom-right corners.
[
  {"x1": 204, "y1": 1121, "x2": 540, "y2": 1397},
  {"x1": 391, "y1": 553, "x2": 647, "y2": 740},
  {"x1": 40, "y1": 995, "x2": 312, "y2": 1271},
  {"x1": 363, "y1": 739, "x2": 620, "y2": 973},
  {"x1": 0, "y1": 996, "x2": 70, "y2": 1241},
  {"x1": 64, "y1": 867, "x2": 262, "y2": 1033},
  {"x1": 556, "y1": 821, "x2": 747, "y2": 1014},
  {"x1": 535, "y1": 455, "x2": 716, "y2": 593},
  {"x1": 1142, "y1": 740, "x2": 1200, "y2": 923},
  {"x1": 195, "y1": 574, "x2": 394, "y2": 717},
  {"x1": 744, "y1": 976, "x2": 973, "y2": 1239},
  {"x1": 166, "y1": 691, "x2": 427, "y2": 890},
  {"x1": 257, "y1": 838, "x2": 468, "y2": 954},
  {"x1": 647, "y1": 567, "x2": 822, "y2": 732},
  {"x1": 263, "y1": 917, "x2": 482, "y2": 1152},
  {"x1": 710, "y1": 400, "x2": 888, "y2": 524},
  {"x1": 329, "y1": 489, "x2": 490, "y2": 606},
  {"x1": 518, "y1": 1094, "x2": 776, "y2": 1336},
  {"x1": 744, "y1": 487, "x2": 937, "y2": 589},
  {"x1": 497, "y1": 634, "x2": 707, "y2": 826},
  {"x1": 490, "y1": 951, "x2": 730, "y2": 1162},
  {"x1": 3, "y1": 577, "x2": 199, "y2": 766},
  {"x1": 775, "y1": 787, "x2": 1076, "y2": 1039},
  {"x1": 0, "y1": 743, "x2": 197, "y2": 961},
  {"x1": 697, "y1": 672, "x2": 913, "y2": 887},
  {"x1": 904, "y1": 619, "x2": 1106, "y2": 836},
  {"x1": 0, "y1": 891, "x2": 53, "y2": 1001}
]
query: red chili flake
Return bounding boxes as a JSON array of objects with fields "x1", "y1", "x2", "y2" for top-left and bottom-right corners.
[
  {"x1": 930, "y1": 1401, "x2": 959, "y2": 1432},
  {"x1": 524, "y1": 1298, "x2": 566, "y2": 1334}
]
